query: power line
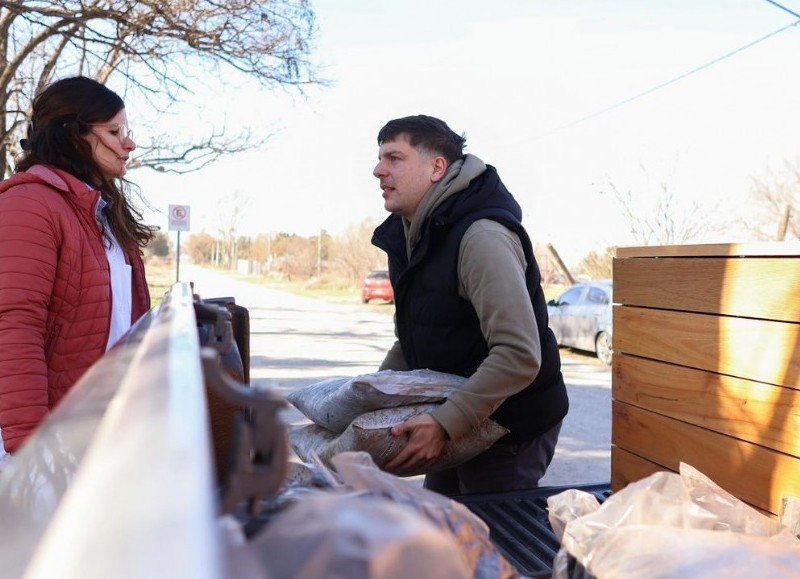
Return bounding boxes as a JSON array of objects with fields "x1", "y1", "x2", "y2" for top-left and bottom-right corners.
[
  {"x1": 533, "y1": 18, "x2": 800, "y2": 140},
  {"x1": 764, "y1": 0, "x2": 800, "y2": 20}
]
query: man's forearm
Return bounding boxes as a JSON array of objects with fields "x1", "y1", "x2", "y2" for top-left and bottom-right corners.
[{"x1": 378, "y1": 340, "x2": 408, "y2": 371}]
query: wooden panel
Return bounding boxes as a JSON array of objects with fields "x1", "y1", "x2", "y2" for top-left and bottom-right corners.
[
  {"x1": 616, "y1": 242, "x2": 800, "y2": 259},
  {"x1": 613, "y1": 306, "x2": 800, "y2": 389},
  {"x1": 611, "y1": 447, "x2": 774, "y2": 517},
  {"x1": 613, "y1": 256, "x2": 800, "y2": 323},
  {"x1": 613, "y1": 354, "x2": 800, "y2": 457},
  {"x1": 610, "y1": 447, "x2": 671, "y2": 492},
  {"x1": 612, "y1": 401, "x2": 800, "y2": 516}
]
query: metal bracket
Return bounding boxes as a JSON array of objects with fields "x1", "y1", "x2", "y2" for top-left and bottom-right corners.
[
  {"x1": 195, "y1": 300, "x2": 234, "y2": 355},
  {"x1": 201, "y1": 346, "x2": 289, "y2": 516}
]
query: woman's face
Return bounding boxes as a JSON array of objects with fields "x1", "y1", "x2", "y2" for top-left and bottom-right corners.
[{"x1": 85, "y1": 108, "x2": 136, "y2": 180}]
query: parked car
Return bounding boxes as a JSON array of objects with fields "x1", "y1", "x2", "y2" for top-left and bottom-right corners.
[
  {"x1": 361, "y1": 269, "x2": 394, "y2": 303},
  {"x1": 547, "y1": 279, "x2": 613, "y2": 365}
]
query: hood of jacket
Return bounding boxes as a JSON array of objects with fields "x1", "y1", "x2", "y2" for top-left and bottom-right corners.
[
  {"x1": 0, "y1": 164, "x2": 99, "y2": 212},
  {"x1": 403, "y1": 153, "x2": 487, "y2": 257}
]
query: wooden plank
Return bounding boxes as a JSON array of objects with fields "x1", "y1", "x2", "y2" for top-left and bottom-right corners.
[
  {"x1": 613, "y1": 307, "x2": 800, "y2": 389},
  {"x1": 612, "y1": 401, "x2": 800, "y2": 516},
  {"x1": 616, "y1": 242, "x2": 800, "y2": 259},
  {"x1": 613, "y1": 256, "x2": 800, "y2": 323},
  {"x1": 610, "y1": 447, "x2": 672, "y2": 492},
  {"x1": 610, "y1": 447, "x2": 774, "y2": 517},
  {"x1": 613, "y1": 354, "x2": 800, "y2": 458}
]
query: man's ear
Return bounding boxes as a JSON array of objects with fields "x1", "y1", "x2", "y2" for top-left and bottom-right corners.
[{"x1": 430, "y1": 156, "x2": 448, "y2": 183}]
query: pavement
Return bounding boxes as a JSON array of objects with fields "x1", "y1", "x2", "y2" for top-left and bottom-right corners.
[{"x1": 180, "y1": 263, "x2": 612, "y2": 487}]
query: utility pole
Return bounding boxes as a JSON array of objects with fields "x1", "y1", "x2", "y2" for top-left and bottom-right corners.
[
  {"x1": 546, "y1": 243, "x2": 576, "y2": 286},
  {"x1": 316, "y1": 228, "x2": 322, "y2": 276}
]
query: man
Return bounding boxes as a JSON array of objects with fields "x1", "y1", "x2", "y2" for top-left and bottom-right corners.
[{"x1": 371, "y1": 115, "x2": 568, "y2": 496}]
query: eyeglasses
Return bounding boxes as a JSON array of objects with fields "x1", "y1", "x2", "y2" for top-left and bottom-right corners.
[{"x1": 89, "y1": 122, "x2": 134, "y2": 143}]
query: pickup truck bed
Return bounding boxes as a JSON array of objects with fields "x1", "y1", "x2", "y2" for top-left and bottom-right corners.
[{"x1": 455, "y1": 482, "x2": 612, "y2": 578}]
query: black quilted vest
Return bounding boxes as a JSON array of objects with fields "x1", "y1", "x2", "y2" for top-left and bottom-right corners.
[{"x1": 372, "y1": 166, "x2": 568, "y2": 442}]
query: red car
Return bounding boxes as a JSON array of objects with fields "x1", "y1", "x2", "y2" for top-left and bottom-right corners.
[{"x1": 361, "y1": 269, "x2": 394, "y2": 303}]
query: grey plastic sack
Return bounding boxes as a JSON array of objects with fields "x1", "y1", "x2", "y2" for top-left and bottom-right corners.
[
  {"x1": 290, "y1": 403, "x2": 508, "y2": 476},
  {"x1": 285, "y1": 369, "x2": 466, "y2": 433}
]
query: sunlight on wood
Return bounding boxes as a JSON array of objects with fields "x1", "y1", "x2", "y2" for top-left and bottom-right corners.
[
  {"x1": 719, "y1": 317, "x2": 798, "y2": 385},
  {"x1": 716, "y1": 375, "x2": 800, "y2": 457},
  {"x1": 718, "y1": 259, "x2": 800, "y2": 323},
  {"x1": 613, "y1": 243, "x2": 800, "y2": 516}
]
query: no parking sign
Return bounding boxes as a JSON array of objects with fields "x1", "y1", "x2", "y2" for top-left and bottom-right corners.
[{"x1": 168, "y1": 204, "x2": 191, "y2": 232}]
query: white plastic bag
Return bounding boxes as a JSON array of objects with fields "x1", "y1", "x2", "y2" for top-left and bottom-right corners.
[
  {"x1": 549, "y1": 462, "x2": 800, "y2": 578},
  {"x1": 547, "y1": 488, "x2": 601, "y2": 542}
]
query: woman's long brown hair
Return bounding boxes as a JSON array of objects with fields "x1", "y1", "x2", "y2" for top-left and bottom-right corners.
[{"x1": 16, "y1": 76, "x2": 156, "y2": 249}]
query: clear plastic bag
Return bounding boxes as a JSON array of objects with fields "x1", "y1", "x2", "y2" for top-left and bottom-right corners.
[
  {"x1": 548, "y1": 463, "x2": 800, "y2": 578},
  {"x1": 243, "y1": 491, "x2": 472, "y2": 579},
  {"x1": 330, "y1": 451, "x2": 520, "y2": 578},
  {"x1": 229, "y1": 451, "x2": 521, "y2": 578}
]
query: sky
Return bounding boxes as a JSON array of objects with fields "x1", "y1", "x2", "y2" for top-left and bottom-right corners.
[{"x1": 131, "y1": 0, "x2": 800, "y2": 267}]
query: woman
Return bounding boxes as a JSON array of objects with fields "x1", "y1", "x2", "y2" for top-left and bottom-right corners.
[{"x1": 0, "y1": 76, "x2": 155, "y2": 456}]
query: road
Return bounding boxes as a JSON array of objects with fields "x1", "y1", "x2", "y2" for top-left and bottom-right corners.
[{"x1": 180, "y1": 264, "x2": 611, "y2": 486}]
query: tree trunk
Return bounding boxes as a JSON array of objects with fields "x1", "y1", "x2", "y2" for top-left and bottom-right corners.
[{"x1": 776, "y1": 204, "x2": 791, "y2": 241}]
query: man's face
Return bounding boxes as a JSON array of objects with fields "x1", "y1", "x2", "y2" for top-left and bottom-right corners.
[{"x1": 373, "y1": 134, "x2": 441, "y2": 221}]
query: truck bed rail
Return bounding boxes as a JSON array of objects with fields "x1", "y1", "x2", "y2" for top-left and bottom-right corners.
[{"x1": 0, "y1": 282, "x2": 223, "y2": 579}]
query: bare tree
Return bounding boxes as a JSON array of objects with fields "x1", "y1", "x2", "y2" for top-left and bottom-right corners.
[
  {"x1": 214, "y1": 190, "x2": 250, "y2": 269},
  {"x1": 533, "y1": 243, "x2": 561, "y2": 289},
  {"x1": 0, "y1": 0, "x2": 321, "y2": 177},
  {"x1": 184, "y1": 232, "x2": 216, "y2": 265},
  {"x1": 575, "y1": 247, "x2": 615, "y2": 280},
  {"x1": 248, "y1": 233, "x2": 275, "y2": 274},
  {"x1": 744, "y1": 158, "x2": 800, "y2": 241},
  {"x1": 602, "y1": 162, "x2": 720, "y2": 246},
  {"x1": 327, "y1": 219, "x2": 387, "y2": 284},
  {"x1": 272, "y1": 233, "x2": 317, "y2": 279}
]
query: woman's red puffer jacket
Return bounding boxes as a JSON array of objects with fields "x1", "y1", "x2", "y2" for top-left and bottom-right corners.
[{"x1": 0, "y1": 165, "x2": 149, "y2": 453}]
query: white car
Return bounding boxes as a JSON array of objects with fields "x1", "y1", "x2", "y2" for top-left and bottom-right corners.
[{"x1": 547, "y1": 280, "x2": 613, "y2": 365}]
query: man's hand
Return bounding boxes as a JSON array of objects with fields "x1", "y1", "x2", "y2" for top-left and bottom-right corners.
[{"x1": 384, "y1": 413, "x2": 448, "y2": 475}]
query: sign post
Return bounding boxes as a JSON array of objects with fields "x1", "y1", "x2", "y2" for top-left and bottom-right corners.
[{"x1": 167, "y1": 204, "x2": 191, "y2": 282}]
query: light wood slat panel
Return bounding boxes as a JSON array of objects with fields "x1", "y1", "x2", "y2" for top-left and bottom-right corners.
[
  {"x1": 613, "y1": 307, "x2": 800, "y2": 389},
  {"x1": 610, "y1": 447, "x2": 774, "y2": 517},
  {"x1": 613, "y1": 354, "x2": 800, "y2": 457},
  {"x1": 613, "y1": 257, "x2": 800, "y2": 323},
  {"x1": 616, "y1": 242, "x2": 800, "y2": 259},
  {"x1": 610, "y1": 447, "x2": 672, "y2": 492},
  {"x1": 612, "y1": 401, "x2": 800, "y2": 516}
]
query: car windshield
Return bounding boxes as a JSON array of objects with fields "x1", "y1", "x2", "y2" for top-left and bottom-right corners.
[{"x1": 557, "y1": 286, "x2": 583, "y2": 305}]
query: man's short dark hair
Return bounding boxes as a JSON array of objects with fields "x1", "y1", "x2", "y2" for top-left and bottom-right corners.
[{"x1": 377, "y1": 115, "x2": 466, "y2": 165}]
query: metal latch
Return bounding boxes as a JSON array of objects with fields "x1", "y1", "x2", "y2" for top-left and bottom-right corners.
[{"x1": 199, "y1": 304, "x2": 288, "y2": 516}]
